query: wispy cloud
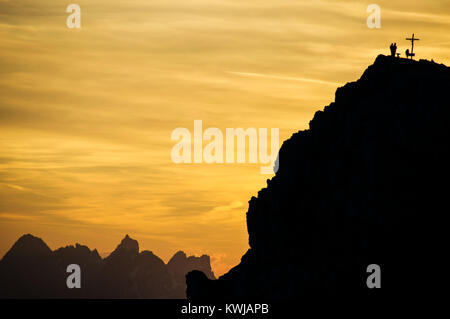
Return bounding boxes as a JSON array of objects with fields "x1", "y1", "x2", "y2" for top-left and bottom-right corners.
[
  {"x1": 1, "y1": 183, "x2": 29, "y2": 191},
  {"x1": 226, "y1": 71, "x2": 340, "y2": 86},
  {"x1": 1, "y1": 0, "x2": 449, "y2": 276},
  {"x1": 0, "y1": 213, "x2": 36, "y2": 221}
]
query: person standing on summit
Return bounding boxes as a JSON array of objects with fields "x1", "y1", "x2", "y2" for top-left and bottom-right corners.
[{"x1": 390, "y1": 43, "x2": 397, "y2": 57}]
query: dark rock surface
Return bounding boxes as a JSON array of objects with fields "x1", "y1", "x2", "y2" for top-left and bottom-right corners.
[
  {"x1": 0, "y1": 234, "x2": 215, "y2": 298},
  {"x1": 168, "y1": 251, "x2": 215, "y2": 298},
  {"x1": 187, "y1": 55, "x2": 450, "y2": 299},
  {"x1": 168, "y1": 251, "x2": 215, "y2": 280}
]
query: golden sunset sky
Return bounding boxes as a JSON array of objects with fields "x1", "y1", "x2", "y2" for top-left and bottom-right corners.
[{"x1": 1, "y1": 0, "x2": 449, "y2": 276}]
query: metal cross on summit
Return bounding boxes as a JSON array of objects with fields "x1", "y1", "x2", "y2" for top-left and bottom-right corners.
[{"x1": 405, "y1": 33, "x2": 420, "y2": 59}]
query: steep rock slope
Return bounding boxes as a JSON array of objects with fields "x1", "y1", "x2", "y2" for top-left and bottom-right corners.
[{"x1": 187, "y1": 55, "x2": 450, "y2": 299}]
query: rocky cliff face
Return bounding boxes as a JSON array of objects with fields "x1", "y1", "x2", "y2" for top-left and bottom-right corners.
[
  {"x1": 0, "y1": 234, "x2": 215, "y2": 298},
  {"x1": 187, "y1": 55, "x2": 450, "y2": 299}
]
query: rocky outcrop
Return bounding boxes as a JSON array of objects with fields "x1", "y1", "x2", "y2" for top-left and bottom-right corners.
[
  {"x1": 167, "y1": 251, "x2": 215, "y2": 298},
  {"x1": 187, "y1": 55, "x2": 450, "y2": 299},
  {"x1": 0, "y1": 234, "x2": 215, "y2": 298},
  {"x1": 168, "y1": 251, "x2": 215, "y2": 280}
]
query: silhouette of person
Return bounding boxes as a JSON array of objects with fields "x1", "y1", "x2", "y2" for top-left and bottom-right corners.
[
  {"x1": 390, "y1": 43, "x2": 397, "y2": 57},
  {"x1": 406, "y1": 49, "x2": 410, "y2": 58}
]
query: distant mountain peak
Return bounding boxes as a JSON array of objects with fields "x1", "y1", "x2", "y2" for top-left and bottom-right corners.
[
  {"x1": 2, "y1": 234, "x2": 52, "y2": 261},
  {"x1": 53, "y1": 242, "x2": 102, "y2": 262},
  {"x1": 0, "y1": 234, "x2": 215, "y2": 298},
  {"x1": 168, "y1": 250, "x2": 215, "y2": 280},
  {"x1": 116, "y1": 234, "x2": 139, "y2": 254},
  {"x1": 16, "y1": 233, "x2": 46, "y2": 245},
  {"x1": 168, "y1": 250, "x2": 187, "y2": 264}
]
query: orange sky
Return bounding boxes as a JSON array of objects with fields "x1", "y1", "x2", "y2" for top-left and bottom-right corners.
[{"x1": 1, "y1": 0, "x2": 449, "y2": 276}]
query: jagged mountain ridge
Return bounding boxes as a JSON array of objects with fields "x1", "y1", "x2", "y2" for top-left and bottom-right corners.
[
  {"x1": 186, "y1": 55, "x2": 450, "y2": 299},
  {"x1": 0, "y1": 234, "x2": 215, "y2": 298}
]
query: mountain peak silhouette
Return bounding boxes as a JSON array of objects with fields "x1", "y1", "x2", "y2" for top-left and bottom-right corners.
[
  {"x1": 167, "y1": 251, "x2": 215, "y2": 280},
  {"x1": 169, "y1": 250, "x2": 188, "y2": 262},
  {"x1": 0, "y1": 234, "x2": 214, "y2": 298},
  {"x1": 53, "y1": 243, "x2": 102, "y2": 262},
  {"x1": 187, "y1": 55, "x2": 450, "y2": 299},
  {"x1": 117, "y1": 234, "x2": 139, "y2": 253},
  {"x1": 2, "y1": 234, "x2": 52, "y2": 261}
]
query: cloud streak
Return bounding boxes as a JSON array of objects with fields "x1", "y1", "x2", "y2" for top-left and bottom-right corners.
[
  {"x1": 1, "y1": 0, "x2": 449, "y2": 276},
  {"x1": 226, "y1": 71, "x2": 340, "y2": 86}
]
